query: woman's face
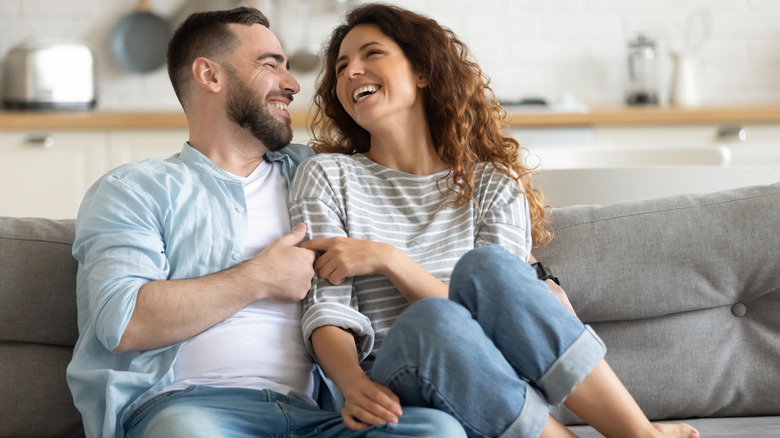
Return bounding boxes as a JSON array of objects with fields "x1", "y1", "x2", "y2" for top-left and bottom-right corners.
[{"x1": 334, "y1": 24, "x2": 427, "y2": 131}]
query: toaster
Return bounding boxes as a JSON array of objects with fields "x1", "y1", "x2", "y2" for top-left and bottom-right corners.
[{"x1": 1, "y1": 40, "x2": 97, "y2": 110}]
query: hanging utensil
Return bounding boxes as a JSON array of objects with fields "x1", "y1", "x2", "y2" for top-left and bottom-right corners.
[
  {"x1": 110, "y1": 0, "x2": 172, "y2": 74},
  {"x1": 682, "y1": 9, "x2": 712, "y2": 55}
]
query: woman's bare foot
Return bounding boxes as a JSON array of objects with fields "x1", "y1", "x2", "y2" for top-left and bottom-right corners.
[{"x1": 653, "y1": 422, "x2": 699, "y2": 438}]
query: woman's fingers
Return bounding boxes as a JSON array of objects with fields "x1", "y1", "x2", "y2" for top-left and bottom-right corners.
[{"x1": 342, "y1": 381, "x2": 402, "y2": 429}]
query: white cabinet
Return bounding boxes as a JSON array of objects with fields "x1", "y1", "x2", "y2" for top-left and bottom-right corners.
[
  {"x1": 0, "y1": 131, "x2": 107, "y2": 219},
  {"x1": 0, "y1": 129, "x2": 188, "y2": 219},
  {"x1": 108, "y1": 130, "x2": 188, "y2": 169}
]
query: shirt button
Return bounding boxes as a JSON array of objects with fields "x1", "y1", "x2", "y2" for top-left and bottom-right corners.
[
  {"x1": 236, "y1": 206, "x2": 245, "y2": 213},
  {"x1": 232, "y1": 252, "x2": 241, "y2": 261}
]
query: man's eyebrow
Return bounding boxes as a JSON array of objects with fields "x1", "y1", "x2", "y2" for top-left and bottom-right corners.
[
  {"x1": 335, "y1": 41, "x2": 381, "y2": 65},
  {"x1": 258, "y1": 52, "x2": 290, "y2": 70},
  {"x1": 259, "y1": 53, "x2": 286, "y2": 64}
]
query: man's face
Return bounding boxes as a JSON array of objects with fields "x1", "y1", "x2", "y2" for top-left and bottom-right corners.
[
  {"x1": 224, "y1": 24, "x2": 300, "y2": 151},
  {"x1": 225, "y1": 65, "x2": 292, "y2": 151}
]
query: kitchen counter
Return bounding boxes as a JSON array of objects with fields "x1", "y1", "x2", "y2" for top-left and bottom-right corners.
[
  {"x1": 505, "y1": 105, "x2": 780, "y2": 128},
  {"x1": 2, "y1": 105, "x2": 780, "y2": 131}
]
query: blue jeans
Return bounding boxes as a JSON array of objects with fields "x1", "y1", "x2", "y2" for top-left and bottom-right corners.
[
  {"x1": 124, "y1": 385, "x2": 466, "y2": 438},
  {"x1": 371, "y1": 246, "x2": 606, "y2": 438}
]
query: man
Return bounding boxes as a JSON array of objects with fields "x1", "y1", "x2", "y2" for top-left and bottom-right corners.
[{"x1": 67, "y1": 7, "x2": 464, "y2": 438}]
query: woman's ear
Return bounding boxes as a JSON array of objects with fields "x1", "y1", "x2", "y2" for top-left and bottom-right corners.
[
  {"x1": 416, "y1": 73, "x2": 429, "y2": 88},
  {"x1": 192, "y1": 57, "x2": 222, "y2": 94}
]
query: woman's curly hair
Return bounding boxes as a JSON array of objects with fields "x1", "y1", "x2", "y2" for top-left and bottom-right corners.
[{"x1": 311, "y1": 3, "x2": 551, "y2": 246}]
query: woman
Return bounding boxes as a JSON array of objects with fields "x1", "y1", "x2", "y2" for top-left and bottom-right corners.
[{"x1": 289, "y1": 4, "x2": 698, "y2": 438}]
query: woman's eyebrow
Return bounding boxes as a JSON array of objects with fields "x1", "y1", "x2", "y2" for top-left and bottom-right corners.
[{"x1": 336, "y1": 42, "x2": 382, "y2": 64}]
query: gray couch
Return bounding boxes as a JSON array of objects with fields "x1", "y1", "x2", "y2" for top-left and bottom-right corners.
[{"x1": 1, "y1": 182, "x2": 778, "y2": 438}]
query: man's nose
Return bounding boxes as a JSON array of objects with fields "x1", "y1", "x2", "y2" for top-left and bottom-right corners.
[{"x1": 282, "y1": 69, "x2": 301, "y2": 94}]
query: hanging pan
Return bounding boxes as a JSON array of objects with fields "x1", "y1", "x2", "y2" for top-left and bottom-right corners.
[{"x1": 110, "y1": 0, "x2": 172, "y2": 73}]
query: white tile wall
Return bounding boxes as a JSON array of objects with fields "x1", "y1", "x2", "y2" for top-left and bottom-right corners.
[{"x1": 1, "y1": 0, "x2": 779, "y2": 110}]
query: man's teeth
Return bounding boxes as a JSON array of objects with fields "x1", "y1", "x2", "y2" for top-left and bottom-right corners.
[
  {"x1": 272, "y1": 102, "x2": 288, "y2": 111},
  {"x1": 354, "y1": 85, "x2": 379, "y2": 103}
]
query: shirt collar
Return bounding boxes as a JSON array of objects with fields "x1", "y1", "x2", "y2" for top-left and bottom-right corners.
[{"x1": 178, "y1": 142, "x2": 310, "y2": 183}]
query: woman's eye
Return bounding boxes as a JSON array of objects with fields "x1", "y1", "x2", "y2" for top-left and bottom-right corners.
[
  {"x1": 367, "y1": 50, "x2": 382, "y2": 57},
  {"x1": 336, "y1": 64, "x2": 346, "y2": 75}
]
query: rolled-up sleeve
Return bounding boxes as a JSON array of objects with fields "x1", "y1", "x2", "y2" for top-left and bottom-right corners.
[
  {"x1": 289, "y1": 158, "x2": 375, "y2": 361},
  {"x1": 474, "y1": 167, "x2": 533, "y2": 262},
  {"x1": 73, "y1": 173, "x2": 169, "y2": 352}
]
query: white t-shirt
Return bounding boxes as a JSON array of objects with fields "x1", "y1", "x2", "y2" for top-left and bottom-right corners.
[{"x1": 165, "y1": 159, "x2": 316, "y2": 404}]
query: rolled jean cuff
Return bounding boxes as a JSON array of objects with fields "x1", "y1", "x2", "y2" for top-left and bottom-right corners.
[
  {"x1": 500, "y1": 384, "x2": 549, "y2": 438},
  {"x1": 537, "y1": 325, "x2": 607, "y2": 405}
]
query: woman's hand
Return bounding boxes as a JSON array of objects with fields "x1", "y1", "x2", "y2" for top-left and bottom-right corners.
[
  {"x1": 301, "y1": 237, "x2": 396, "y2": 285},
  {"x1": 545, "y1": 279, "x2": 576, "y2": 316},
  {"x1": 529, "y1": 254, "x2": 577, "y2": 316},
  {"x1": 340, "y1": 377, "x2": 403, "y2": 430},
  {"x1": 303, "y1": 237, "x2": 448, "y2": 301}
]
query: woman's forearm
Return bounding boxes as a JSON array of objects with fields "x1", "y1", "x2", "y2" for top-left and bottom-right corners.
[
  {"x1": 311, "y1": 325, "x2": 371, "y2": 392},
  {"x1": 380, "y1": 246, "x2": 448, "y2": 302}
]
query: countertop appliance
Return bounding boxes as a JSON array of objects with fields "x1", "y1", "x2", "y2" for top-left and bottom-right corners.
[
  {"x1": 1, "y1": 40, "x2": 97, "y2": 110},
  {"x1": 625, "y1": 34, "x2": 659, "y2": 106}
]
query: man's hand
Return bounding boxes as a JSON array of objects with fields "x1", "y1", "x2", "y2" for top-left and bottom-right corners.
[
  {"x1": 340, "y1": 377, "x2": 403, "y2": 430},
  {"x1": 302, "y1": 237, "x2": 394, "y2": 285},
  {"x1": 248, "y1": 222, "x2": 316, "y2": 302}
]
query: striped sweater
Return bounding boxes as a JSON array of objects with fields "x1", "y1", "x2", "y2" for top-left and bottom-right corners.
[{"x1": 289, "y1": 153, "x2": 532, "y2": 373}]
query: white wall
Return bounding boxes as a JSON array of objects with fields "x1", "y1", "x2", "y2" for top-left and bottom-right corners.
[{"x1": 1, "y1": 0, "x2": 780, "y2": 111}]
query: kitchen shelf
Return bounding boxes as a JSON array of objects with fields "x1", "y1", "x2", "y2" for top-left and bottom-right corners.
[{"x1": 2, "y1": 105, "x2": 780, "y2": 131}]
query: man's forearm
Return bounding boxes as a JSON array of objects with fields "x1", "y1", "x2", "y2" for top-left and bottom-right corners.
[
  {"x1": 115, "y1": 262, "x2": 258, "y2": 352},
  {"x1": 114, "y1": 223, "x2": 315, "y2": 352}
]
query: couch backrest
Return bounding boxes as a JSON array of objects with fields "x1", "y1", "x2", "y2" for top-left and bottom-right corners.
[
  {"x1": 536, "y1": 182, "x2": 780, "y2": 424},
  {"x1": 2, "y1": 183, "x2": 779, "y2": 435},
  {"x1": 0, "y1": 217, "x2": 83, "y2": 437}
]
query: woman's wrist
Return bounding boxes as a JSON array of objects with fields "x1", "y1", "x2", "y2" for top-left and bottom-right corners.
[{"x1": 376, "y1": 243, "x2": 406, "y2": 278}]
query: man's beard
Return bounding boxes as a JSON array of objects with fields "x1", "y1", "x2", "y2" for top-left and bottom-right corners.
[{"x1": 225, "y1": 69, "x2": 293, "y2": 152}]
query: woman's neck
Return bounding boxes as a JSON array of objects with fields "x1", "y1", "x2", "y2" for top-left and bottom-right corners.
[{"x1": 365, "y1": 113, "x2": 448, "y2": 175}]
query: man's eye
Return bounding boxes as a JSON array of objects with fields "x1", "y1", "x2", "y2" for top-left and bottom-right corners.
[{"x1": 265, "y1": 62, "x2": 277, "y2": 69}]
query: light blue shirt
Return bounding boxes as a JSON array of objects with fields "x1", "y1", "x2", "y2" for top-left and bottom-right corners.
[{"x1": 66, "y1": 143, "x2": 314, "y2": 438}]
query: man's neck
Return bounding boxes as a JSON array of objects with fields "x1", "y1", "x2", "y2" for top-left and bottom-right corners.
[{"x1": 189, "y1": 119, "x2": 270, "y2": 177}]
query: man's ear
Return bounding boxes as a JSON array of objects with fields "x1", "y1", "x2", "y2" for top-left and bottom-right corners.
[{"x1": 192, "y1": 57, "x2": 222, "y2": 93}]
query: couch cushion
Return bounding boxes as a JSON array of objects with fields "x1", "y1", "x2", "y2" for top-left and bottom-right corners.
[
  {"x1": 570, "y1": 416, "x2": 780, "y2": 438},
  {"x1": 0, "y1": 217, "x2": 77, "y2": 346},
  {"x1": 535, "y1": 183, "x2": 780, "y2": 424},
  {"x1": 0, "y1": 217, "x2": 82, "y2": 437},
  {"x1": 0, "y1": 343, "x2": 83, "y2": 437}
]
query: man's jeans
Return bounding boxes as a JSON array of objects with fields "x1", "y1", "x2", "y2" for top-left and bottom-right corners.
[
  {"x1": 124, "y1": 385, "x2": 466, "y2": 438},
  {"x1": 371, "y1": 245, "x2": 606, "y2": 438}
]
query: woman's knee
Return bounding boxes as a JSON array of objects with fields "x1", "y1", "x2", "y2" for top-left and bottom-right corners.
[{"x1": 450, "y1": 246, "x2": 539, "y2": 307}]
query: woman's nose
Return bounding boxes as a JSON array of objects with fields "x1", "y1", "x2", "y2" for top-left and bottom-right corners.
[{"x1": 343, "y1": 61, "x2": 363, "y2": 79}]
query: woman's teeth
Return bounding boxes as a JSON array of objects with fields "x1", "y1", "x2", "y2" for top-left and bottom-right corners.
[{"x1": 354, "y1": 85, "x2": 379, "y2": 103}]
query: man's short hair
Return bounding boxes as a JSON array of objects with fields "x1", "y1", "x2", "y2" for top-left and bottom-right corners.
[{"x1": 167, "y1": 7, "x2": 269, "y2": 109}]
